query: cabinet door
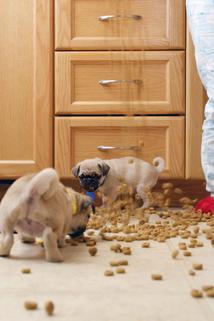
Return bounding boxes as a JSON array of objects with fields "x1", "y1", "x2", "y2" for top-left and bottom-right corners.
[
  {"x1": 55, "y1": 116, "x2": 185, "y2": 178},
  {"x1": 0, "y1": 0, "x2": 53, "y2": 177},
  {"x1": 55, "y1": 0, "x2": 185, "y2": 50},
  {"x1": 55, "y1": 51, "x2": 185, "y2": 115}
]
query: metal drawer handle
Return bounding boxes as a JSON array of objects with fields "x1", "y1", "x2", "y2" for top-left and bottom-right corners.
[
  {"x1": 99, "y1": 79, "x2": 142, "y2": 86},
  {"x1": 97, "y1": 145, "x2": 141, "y2": 151},
  {"x1": 98, "y1": 15, "x2": 142, "y2": 21}
]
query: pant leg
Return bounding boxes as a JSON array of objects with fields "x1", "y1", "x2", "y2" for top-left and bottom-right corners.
[{"x1": 186, "y1": 0, "x2": 214, "y2": 194}]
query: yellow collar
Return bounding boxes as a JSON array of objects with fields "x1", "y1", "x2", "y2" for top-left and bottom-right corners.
[{"x1": 65, "y1": 188, "x2": 78, "y2": 215}]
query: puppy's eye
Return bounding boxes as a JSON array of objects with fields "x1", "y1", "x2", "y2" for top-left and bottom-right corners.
[{"x1": 79, "y1": 174, "x2": 86, "y2": 179}]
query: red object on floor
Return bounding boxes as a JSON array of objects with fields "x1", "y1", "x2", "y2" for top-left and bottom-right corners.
[{"x1": 195, "y1": 196, "x2": 214, "y2": 214}]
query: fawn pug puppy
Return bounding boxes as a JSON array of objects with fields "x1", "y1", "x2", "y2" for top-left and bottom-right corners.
[
  {"x1": 0, "y1": 168, "x2": 92, "y2": 262},
  {"x1": 72, "y1": 156, "x2": 165, "y2": 208}
]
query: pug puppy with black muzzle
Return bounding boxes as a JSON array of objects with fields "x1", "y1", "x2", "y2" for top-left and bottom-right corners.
[
  {"x1": 0, "y1": 168, "x2": 92, "y2": 262},
  {"x1": 72, "y1": 156, "x2": 165, "y2": 208}
]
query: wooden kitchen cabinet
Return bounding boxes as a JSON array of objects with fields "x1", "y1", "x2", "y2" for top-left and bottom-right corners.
[
  {"x1": 0, "y1": 1, "x2": 205, "y2": 181},
  {"x1": 0, "y1": 0, "x2": 53, "y2": 177},
  {"x1": 55, "y1": 116, "x2": 185, "y2": 178},
  {"x1": 55, "y1": 51, "x2": 185, "y2": 115},
  {"x1": 55, "y1": 0, "x2": 185, "y2": 50}
]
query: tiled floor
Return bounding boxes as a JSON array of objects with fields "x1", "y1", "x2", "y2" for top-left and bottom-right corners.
[{"x1": 0, "y1": 221, "x2": 214, "y2": 321}]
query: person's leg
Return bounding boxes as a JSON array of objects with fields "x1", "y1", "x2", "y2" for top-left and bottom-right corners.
[{"x1": 186, "y1": 0, "x2": 214, "y2": 212}]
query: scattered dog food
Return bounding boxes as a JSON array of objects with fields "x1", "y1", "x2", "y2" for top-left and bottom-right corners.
[
  {"x1": 183, "y1": 251, "x2": 192, "y2": 257},
  {"x1": 189, "y1": 270, "x2": 196, "y2": 276},
  {"x1": 24, "y1": 301, "x2": 38, "y2": 310},
  {"x1": 118, "y1": 260, "x2": 128, "y2": 266},
  {"x1": 122, "y1": 247, "x2": 132, "y2": 255},
  {"x1": 206, "y1": 289, "x2": 214, "y2": 297},
  {"x1": 21, "y1": 268, "x2": 31, "y2": 274},
  {"x1": 142, "y1": 242, "x2": 150, "y2": 248},
  {"x1": 151, "y1": 274, "x2": 163, "y2": 280},
  {"x1": 193, "y1": 263, "x2": 203, "y2": 270},
  {"x1": 202, "y1": 285, "x2": 214, "y2": 292},
  {"x1": 45, "y1": 301, "x2": 54, "y2": 316},
  {"x1": 104, "y1": 270, "x2": 114, "y2": 276},
  {"x1": 191, "y1": 289, "x2": 203, "y2": 298},
  {"x1": 116, "y1": 267, "x2": 126, "y2": 274},
  {"x1": 110, "y1": 261, "x2": 119, "y2": 267},
  {"x1": 88, "y1": 246, "x2": 97, "y2": 256},
  {"x1": 171, "y1": 250, "x2": 179, "y2": 259},
  {"x1": 86, "y1": 239, "x2": 96, "y2": 247},
  {"x1": 110, "y1": 244, "x2": 122, "y2": 253},
  {"x1": 178, "y1": 243, "x2": 187, "y2": 250}
]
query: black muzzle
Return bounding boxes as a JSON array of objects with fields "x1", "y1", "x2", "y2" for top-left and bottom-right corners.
[{"x1": 80, "y1": 176, "x2": 100, "y2": 192}]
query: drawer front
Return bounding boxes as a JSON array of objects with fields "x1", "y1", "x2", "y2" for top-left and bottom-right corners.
[
  {"x1": 55, "y1": 0, "x2": 185, "y2": 50},
  {"x1": 55, "y1": 116, "x2": 185, "y2": 178},
  {"x1": 55, "y1": 51, "x2": 185, "y2": 115}
]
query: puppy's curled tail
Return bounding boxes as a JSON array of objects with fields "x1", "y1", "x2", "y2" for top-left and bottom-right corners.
[
  {"x1": 23, "y1": 168, "x2": 59, "y2": 204},
  {"x1": 152, "y1": 157, "x2": 165, "y2": 173}
]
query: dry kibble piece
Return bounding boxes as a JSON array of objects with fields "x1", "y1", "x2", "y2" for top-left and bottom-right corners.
[
  {"x1": 104, "y1": 270, "x2": 114, "y2": 276},
  {"x1": 171, "y1": 250, "x2": 179, "y2": 259},
  {"x1": 142, "y1": 242, "x2": 150, "y2": 248},
  {"x1": 116, "y1": 267, "x2": 126, "y2": 274},
  {"x1": 122, "y1": 247, "x2": 132, "y2": 255},
  {"x1": 128, "y1": 158, "x2": 134, "y2": 164},
  {"x1": 191, "y1": 289, "x2": 203, "y2": 298},
  {"x1": 197, "y1": 241, "x2": 204, "y2": 247},
  {"x1": 161, "y1": 182, "x2": 173, "y2": 190},
  {"x1": 188, "y1": 243, "x2": 196, "y2": 248},
  {"x1": 164, "y1": 189, "x2": 172, "y2": 196},
  {"x1": 202, "y1": 285, "x2": 214, "y2": 292},
  {"x1": 178, "y1": 243, "x2": 187, "y2": 250},
  {"x1": 24, "y1": 301, "x2": 38, "y2": 310},
  {"x1": 21, "y1": 268, "x2": 31, "y2": 274},
  {"x1": 110, "y1": 261, "x2": 119, "y2": 267},
  {"x1": 110, "y1": 244, "x2": 122, "y2": 252},
  {"x1": 116, "y1": 235, "x2": 125, "y2": 242},
  {"x1": 174, "y1": 188, "x2": 183, "y2": 194},
  {"x1": 103, "y1": 235, "x2": 115, "y2": 241},
  {"x1": 206, "y1": 289, "x2": 214, "y2": 297},
  {"x1": 183, "y1": 251, "x2": 192, "y2": 257},
  {"x1": 118, "y1": 260, "x2": 128, "y2": 266},
  {"x1": 189, "y1": 270, "x2": 196, "y2": 276},
  {"x1": 86, "y1": 239, "x2": 96, "y2": 247},
  {"x1": 193, "y1": 226, "x2": 199, "y2": 234},
  {"x1": 88, "y1": 247, "x2": 97, "y2": 256},
  {"x1": 151, "y1": 274, "x2": 163, "y2": 280},
  {"x1": 45, "y1": 301, "x2": 54, "y2": 316},
  {"x1": 193, "y1": 263, "x2": 203, "y2": 270}
]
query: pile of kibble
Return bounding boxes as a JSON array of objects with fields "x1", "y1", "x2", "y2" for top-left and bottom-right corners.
[{"x1": 83, "y1": 182, "x2": 214, "y2": 298}]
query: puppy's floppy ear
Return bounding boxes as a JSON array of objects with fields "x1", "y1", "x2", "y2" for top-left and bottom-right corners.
[
  {"x1": 98, "y1": 162, "x2": 110, "y2": 176},
  {"x1": 72, "y1": 164, "x2": 80, "y2": 177}
]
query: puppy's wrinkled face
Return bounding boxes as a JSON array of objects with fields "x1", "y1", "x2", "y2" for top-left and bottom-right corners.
[{"x1": 72, "y1": 158, "x2": 110, "y2": 192}]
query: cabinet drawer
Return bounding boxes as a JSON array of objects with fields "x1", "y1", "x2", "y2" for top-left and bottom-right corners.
[
  {"x1": 55, "y1": 0, "x2": 185, "y2": 50},
  {"x1": 55, "y1": 116, "x2": 185, "y2": 178},
  {"x1": 55, "y1": 51, "x2": 185, "y2": 115}
]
